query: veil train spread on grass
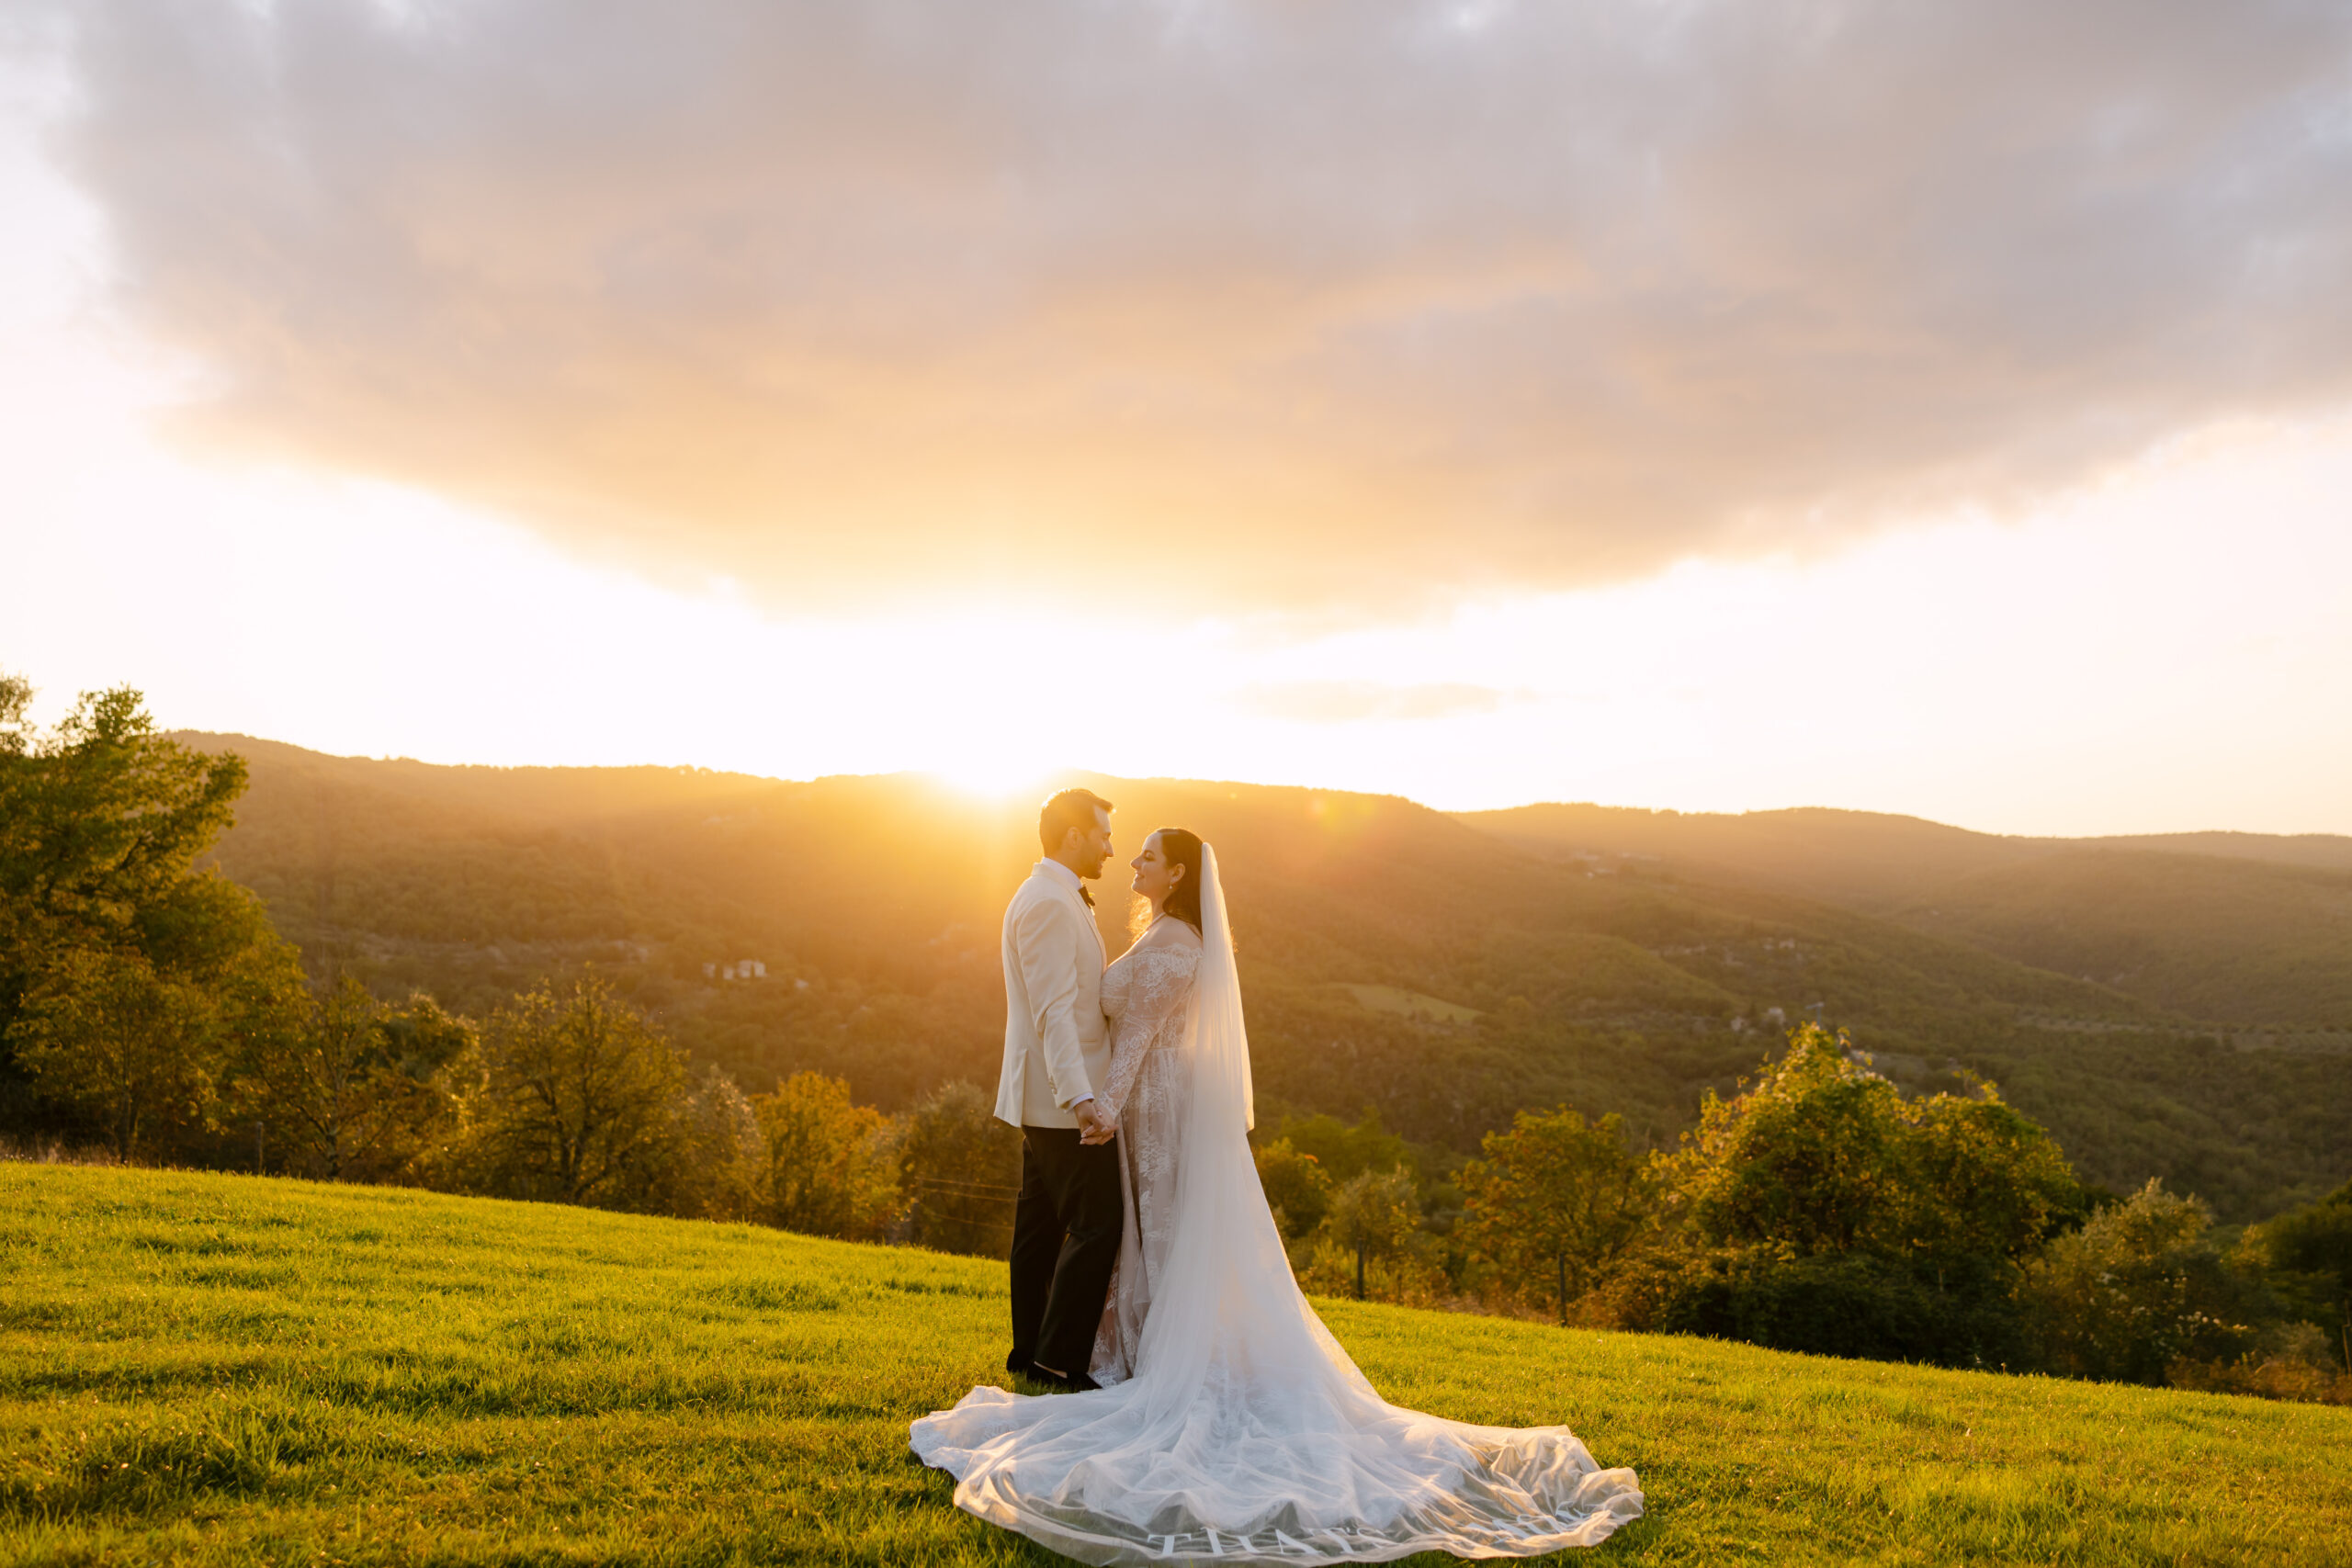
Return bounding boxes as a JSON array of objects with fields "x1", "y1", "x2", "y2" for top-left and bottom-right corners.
[{"x1": 910, "y1": 846, "x2": 1644, "y2": 1564}]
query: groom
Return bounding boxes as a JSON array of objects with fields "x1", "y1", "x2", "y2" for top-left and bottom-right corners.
[{"x1": 995, "y1": 787, "x2": 1121, "y2": 1392}]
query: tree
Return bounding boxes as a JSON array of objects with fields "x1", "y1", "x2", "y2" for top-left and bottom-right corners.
[
  {"x1": 11, "y1": 946, "x2": 218, "y2": 1158},
  {"x1": 899, "y1": 1080, "x2": 1021, "y2": 1256},
  {"x1": 752, "y1": 1071, "x2": 905, "y2": 1240},
  {"x1": 232, "y1": 976, "x2": 471, "y2": 1181},
  {"x1": 1324, "y1": 1168, "x2": 1420, "y2": 1301},
  {"x1": 1660, "y1": 1025, "x2": 1905, "y2": 1258},
  {"x1": 457, "y1": 976, "x2": 694, "y2": 1208},
  {"x1": 2238, "y1": 1180, "x2": 2352, "y2": 1361},
  {"x1": 0, "y1": 678, "x2": 286, "y2": 1148},
  {"x1": 2025, "y1": 1179, "x2": 2262, "y2": 1384},
  {"x1": 0, "y1": 684, "x2": 247, "y2": 950},
  {"x1": 1255, "y1": 1136, "x2": 1334, "y2": 1243},
  {"x1": 670, "y1": 1066, "x2": 766, "y2": 1222},
  {"x1": 1461, "y1": 1108, "x2": 1649, "y2": 1323},
  {"x1": 1641, "y1": 1024, "x2": 2086, "y2": 1366}
]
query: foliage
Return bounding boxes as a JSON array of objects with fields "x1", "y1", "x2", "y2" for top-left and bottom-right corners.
[
  {"x1": 1319, "y1": 1167, "x2": 1420, "y2": 1302},
  {"x1": 231, "y1": 976, "x2": 472, "y2": 1181},
  {"x1": 898, "y1": 1080, "x2": 1021, "y2": 1256},
  {"x1": 752, "y1": 1070, "x2": 905, "y2": 1241},
  {"x1": 1255, "y1": 1109, "x2": 1416, "y2": 1185},
  {"x1": 2167, "y1": 1321, "x2": 2352, "y2": 1405},
  {"x1": 2023, "y1": 1179, "x2": 2265, "y2": 1385},
  {"x1": 1461, "y1": 1107, "x2": 1649, "y2": 1323},
  {"x1": 8, "y1": 948, "x2": 219, "y2": 1159},
  {"x1": 7, "y1": 1164, "x2": 2352, "y2": 1567},
  {"x1": 1631, "y1": 1026, "x2": 2083, "y2": 1367},
  {"x1": 0, "y1": 682, "x2": 293, "y2": 1153},
  {"x1": 2235, "y1": 1180, "x2": 2352, "y2": 1348},
  {"x1": 444, "y1": 975, "x2": 698, "y2": 1210},
  {"x1": 1252, "y1": 1135, "x2": 1333, "y2": 1242}
]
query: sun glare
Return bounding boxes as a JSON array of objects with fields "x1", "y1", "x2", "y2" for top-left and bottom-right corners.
[{"x1": 924, "y1": 752, "x2": 1062, "y2": 805}]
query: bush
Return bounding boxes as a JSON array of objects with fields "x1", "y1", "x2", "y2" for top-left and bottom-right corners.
[
  {"x1": 2024, "y1": 1178, "x2": 2262, "y2": 1384},
  {"x1": 1654, "y1": 1251, "x2": 2030, "y2": 1368}
]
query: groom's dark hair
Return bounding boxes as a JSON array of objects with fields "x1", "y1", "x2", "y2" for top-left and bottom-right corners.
[{"x1": 1038, "y1": 788, "x2": 1114, "y2": 853}]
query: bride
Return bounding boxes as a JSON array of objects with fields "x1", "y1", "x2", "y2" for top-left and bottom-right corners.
[{"x1": 910, "y1": 833, "x2": 1644, "y2": 1563}]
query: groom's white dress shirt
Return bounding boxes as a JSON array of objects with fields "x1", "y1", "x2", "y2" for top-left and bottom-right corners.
[{"x1": 994, "y1": 858, "x2": 1111, "y2": 1130}]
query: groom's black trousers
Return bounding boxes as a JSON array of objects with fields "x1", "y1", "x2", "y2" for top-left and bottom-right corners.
[{"x1": 1008, "y1": 1124, "x2": 1124, "y2": 1381}]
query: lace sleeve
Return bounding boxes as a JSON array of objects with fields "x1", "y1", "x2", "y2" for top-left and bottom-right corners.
[{"x1": 1098, "y1": 942, "x2": 1201, "y2": 1121}]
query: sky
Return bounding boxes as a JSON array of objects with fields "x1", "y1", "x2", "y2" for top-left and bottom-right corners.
[{"x1": 5, "y1": 1, "x2": 2351, "y2": 835}]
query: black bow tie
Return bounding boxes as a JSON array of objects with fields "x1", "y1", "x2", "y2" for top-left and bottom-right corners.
[{"x1": 1078, "y1": 884, "x2": 1095, "y2": 908}]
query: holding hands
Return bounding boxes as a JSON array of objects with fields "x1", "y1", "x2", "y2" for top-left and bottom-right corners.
[{"x1": 1075, "y1": 1099, "x2": 1116, "y2": 1145}]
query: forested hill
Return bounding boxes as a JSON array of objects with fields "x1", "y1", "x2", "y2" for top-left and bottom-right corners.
[
  {"x1": 181, "y1": 734, "x2": 2351, "y2": 1219},
  {"x1": 1455, "y1": 804, "x2": 2352, "y2": 1026}
]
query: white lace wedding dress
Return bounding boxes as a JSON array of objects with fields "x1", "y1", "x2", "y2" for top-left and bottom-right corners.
[
  {"x1": 1088, "y1": 915, "x2": 1202, "y2": 1385},
  {"x1": 910, "y1": 847, "x2": 1643, "y2": 1564}
]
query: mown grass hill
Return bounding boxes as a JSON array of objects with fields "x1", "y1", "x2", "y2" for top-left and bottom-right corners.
[
  {"x1": 5, "y1": 1164, "x2": 2348, "y2": 1566},
  {"x1": 180, "y1": 735, "x2": 2352, "y2": 1219}
]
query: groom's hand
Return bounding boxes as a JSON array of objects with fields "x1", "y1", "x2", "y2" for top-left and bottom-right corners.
[{"x1": 1074, "y1": 1099, "x2": 1115, "y2": 1145}]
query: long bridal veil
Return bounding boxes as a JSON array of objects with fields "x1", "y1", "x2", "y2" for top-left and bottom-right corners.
[{"x1": 910, "y1": 846, "x2": 1643, "y2": 1563}]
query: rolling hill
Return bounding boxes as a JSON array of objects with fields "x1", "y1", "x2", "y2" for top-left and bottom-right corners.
[
  {"x1": 4, "y1": 1163, "x2": 2346, "y2": 1566},
  {"x1": 178, "y1": 735, "x2": 2352, "y2": 1219},
  {"x1": 1459, "y1": 804, "x2": 2352, "y2": 1028}
]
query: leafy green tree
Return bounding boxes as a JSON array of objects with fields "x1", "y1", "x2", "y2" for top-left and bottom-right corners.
[
  {"x1": 1643, "y1": 1024, "x2": 2085, "y2": 1366},
  {"x1": 1897, "y1": 1085, "x2": 2082, "y2": 1283},
  {"x1": 1661, "y1": 1026, "x2": 1904, "y2": 1258},
  {"x1": 454, "y1": 976, "x2": 695, "y2": 1208},
  {"x1": 2234, "y1": 1180, "x2": 2352, "y2": 1364},
  {"x1": 1661, "y1": 1026, "x2": 2078, "y2": 1268},
  {"x1": 232, "y1": 976, "x2": 471, "y2": 1181},
  {"x1": 1323, "y1": 1168, "x2": 1420, "y2": 1301},
  {"x1": 0, "y1": 684, "x2": 247, "y2": 945},
  {"x1": 0, "y1": 678, "x2": 291, "y2": 1148},
  {"x1": 1461, "y1": 1107, "x2": 1649, "y2": 1323},
  {"x1": 753, "y1": 1070, "x2": 905, "y2": 1240},
  {"x1": 1262, "y1": 1110, "x2": 1413, "y2": 1185},
  {"x1": 1254, "y1": 1136, "x2": 1334, "y2": 1243},
  {"x1": 670, "y1": 1066, "x2": 766, "y2": 1222},
  {"x1": 899, "y1": 1080, "x2": 1021, "y2": 1256},
  {"x1": 10, "y1": 946, "x2": 217, "y2": 1158},
  {"x1": 2025, "y1": 1179, "x2": 2263, "y2": 1384}
]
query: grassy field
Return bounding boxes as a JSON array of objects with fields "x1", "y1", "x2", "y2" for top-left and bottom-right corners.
[{"x1": 2, "y1": 1166, "x2": 2346, "y2": 1566}]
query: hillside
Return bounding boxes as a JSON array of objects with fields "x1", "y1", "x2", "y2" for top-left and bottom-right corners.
[
  {"x1": 5, "y1": 1164, "x2": 2347, "y2": 1565},
  {"x1": 1458, "y1": 803, "x2": 2352, "y2": 1028},
  {"x1": 177, "y1": 735, "x2": 2352, "y2": 1218}
]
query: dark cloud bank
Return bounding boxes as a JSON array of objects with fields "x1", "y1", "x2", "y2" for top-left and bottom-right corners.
[{"x1": 32, "y1": 0, "x2": 2352, "y2": 608}]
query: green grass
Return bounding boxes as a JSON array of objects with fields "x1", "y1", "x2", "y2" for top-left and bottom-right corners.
[{"x1": 2, "y1": 1166, "x2": 2346, "y2": 1565}]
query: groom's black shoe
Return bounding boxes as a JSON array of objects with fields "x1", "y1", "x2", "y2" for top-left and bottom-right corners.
[{"x1": 1028, "y1": 1363, "x2": 1101, "y2": 1393}]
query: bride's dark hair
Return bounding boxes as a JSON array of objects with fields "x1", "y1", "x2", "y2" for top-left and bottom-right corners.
[{"x1": 1157, "y1": 828, "x2": 1205, "y2": 935}]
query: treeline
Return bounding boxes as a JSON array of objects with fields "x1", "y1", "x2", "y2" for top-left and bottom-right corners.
[
  {"x1": 4, "y1": 682, "x2": 2346, "y2": 1405},
  {"x1": 1250, "y1": 1027, "x2": 2352, "y2": 1405}
]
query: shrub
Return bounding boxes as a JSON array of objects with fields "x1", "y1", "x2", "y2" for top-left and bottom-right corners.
[{"x1": 2024, "y1": 1178, "x2": 2262, "y2": 1384}]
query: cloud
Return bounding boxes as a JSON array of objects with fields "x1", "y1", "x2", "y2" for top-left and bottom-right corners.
[
  {"x1": 1231, "y1": 682, "x2": 1521, "y2": 724},
  {"x1": 26, "y1": 0, "x2": 2352, "y2": 611}
]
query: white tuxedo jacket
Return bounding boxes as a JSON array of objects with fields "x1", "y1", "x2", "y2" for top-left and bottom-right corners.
[{"x1": 993, "y1": 860, "x2": 1111, "y2": 1129}]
